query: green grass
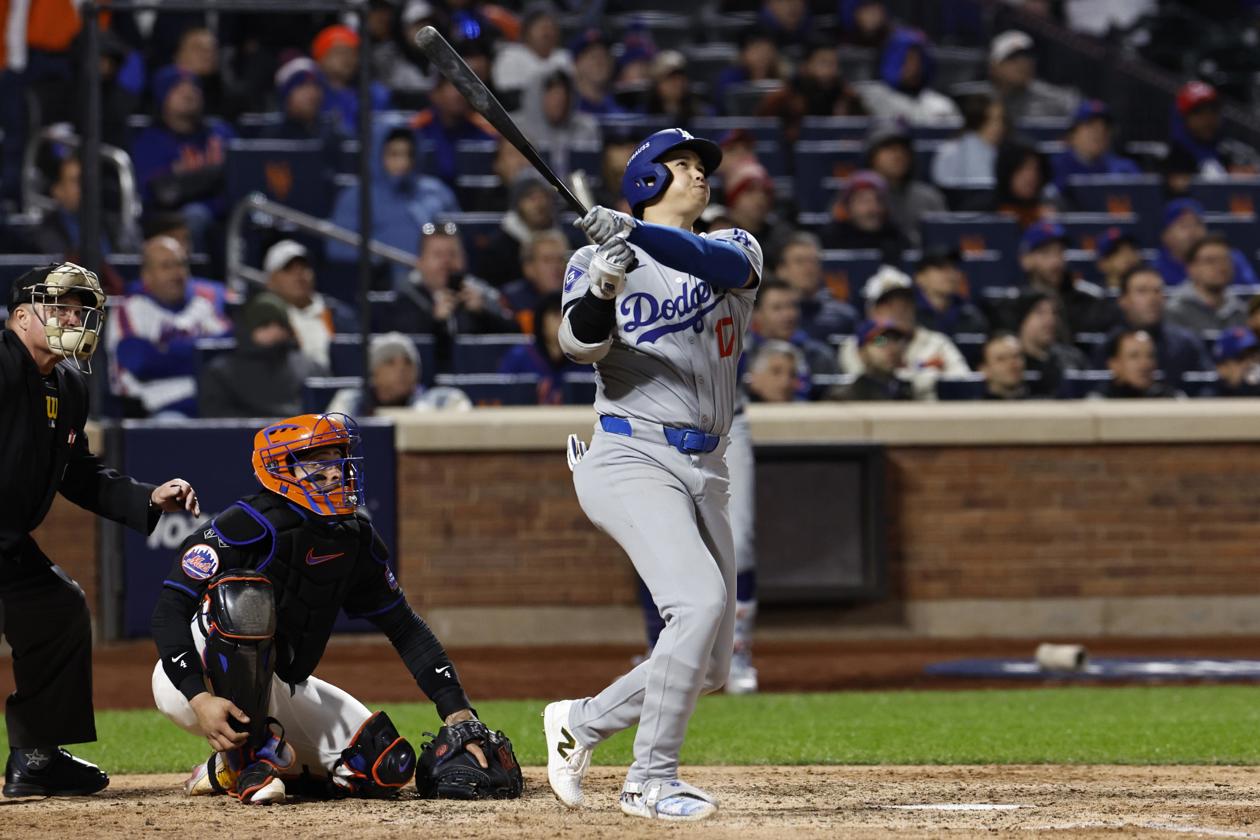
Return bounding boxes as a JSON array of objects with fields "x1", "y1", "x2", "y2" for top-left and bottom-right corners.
[{"x1": 9, "y1": 686, "x2": 1260, "y2": 774}]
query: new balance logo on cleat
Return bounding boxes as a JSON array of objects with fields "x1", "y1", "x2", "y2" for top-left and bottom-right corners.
[{"x1": 557, "y1": 728, "x2": 576, "y2": 760}]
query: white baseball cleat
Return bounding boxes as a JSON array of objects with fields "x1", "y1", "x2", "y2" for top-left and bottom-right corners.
[
  {"x1": 725, "y1": 650, "x2": 759, "y2": 695},
  {"x1": 620, "y1": 778, "x2": 718, "y2": 821},
  {"x1": 184, "y1": 751, "x2": 240, "y2": 796},
  {"x1": 543, "y1": 700, "x2": 591, "y2": 808}
]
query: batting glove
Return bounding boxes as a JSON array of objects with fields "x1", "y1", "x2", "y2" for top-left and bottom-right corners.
[
  {"x1": 588, "y1": 238, "x2": 634, "y2": 300},
  {"x1": 576, "y1": 206, "x2": 636, "y2": 246}
]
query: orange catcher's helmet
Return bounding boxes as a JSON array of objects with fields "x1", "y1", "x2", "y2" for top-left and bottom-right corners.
[{"x1": 251, "y1": 413, "x2": 364, "y2": 516}]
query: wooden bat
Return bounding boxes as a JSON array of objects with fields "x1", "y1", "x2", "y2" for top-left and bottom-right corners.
[{"x1": 415, "y1": 25, "x2": 589, "y2": 216}]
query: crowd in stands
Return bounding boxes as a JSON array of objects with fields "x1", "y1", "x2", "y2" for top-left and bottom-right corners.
[{"x1": 4, "y1": 0, "x2": 1260, "y2": 418}]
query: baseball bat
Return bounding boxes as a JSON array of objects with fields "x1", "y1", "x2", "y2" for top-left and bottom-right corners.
[{"x1": 415, "y1": 25, "x2": 589, "y2": 217}]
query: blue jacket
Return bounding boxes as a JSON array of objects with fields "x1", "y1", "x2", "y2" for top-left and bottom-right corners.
[
  {"x1": 1154, "y1": 246, "x2": 1258, "y2": 288},
  {"x1": 322, "y1": 82, "x2": 391, "y2": 136},
  {"x1": 880, "y1": 28, "x2": 935, "y2": 95},
  {"x1": 1051, "y1": 149, "x2": 1140, "y2": 198},
  {"x1": 327, "y1": 170, "x2": 460, "y2": 262},
  {"x1": 412, "y1": 109, "x2": 496, "y2": 187},
  {"x1": 131, "y1": 119, "x2": 236, "y2": 211}
]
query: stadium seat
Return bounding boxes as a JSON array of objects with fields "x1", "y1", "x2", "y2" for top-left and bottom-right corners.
[
  {"x1": 1065, "y1": 175, "x2": 1162, "y2": 243},
  {"x1": 836, "y1": 46, "x2": 876, "y2": 82},
  {"x1": 920, "y1": 214, "x2": 1020, "y2": 275},
  {"x1": 1190, "y1": 177, "x2": 1260, "y2": 217},
  {"x1": 1062, "y1": 369, "x2": 1112, "y2": 398},
  {"x1": 562, "y1": 370, "x2": 597, "y2": 405},
  {"x1": 1057, "y1": 212, "x2": 1142, "y2": 253},
  {"x1": 433, "y1": 373, "x2": 540, "y2": 406},
  {"x1": 194, "y1": 336, "x2": 236, "y2": 373},
  {"x1": 794, "y1": 141, "x2": 865, "y2": 213},
  {"x1": 908, "y1": 121, "x2": 963, "y2": 143},
  {"x1": 942, "y1": 184, "x2": 994, "y2": 212},
  {"x1": 683, "y1": 43, "x2": 739, "y2": 93},
  {"x1": 444, "y1": 212, "x2": 503, "y2": 257},
  {"x1": 936, "y1": 373, "x2": 987, "y2": 400},
  {"x1": 226, "y1": 138, "x2": 334, "y2": 218},
  {"x1": 723, "y1": 80, "x2": 785, "y2": 117},
  {"x1": 303, "y1": 376, "x2": 361, "y2": 413},
  {"x1": 234, "y1": 112, "x2": 284, "y2": 139},
  {"x1": 821, "y1": 249, "x2": 882, "y2": 305},
  {"x1": 952, "y1": 333, "x2": 987, "y2": 369},
  {"x1": 933, "y1": 47, "x2": 985, "y2": 90},
  {"x1": 452, "y1": 333, "x2": 531, "y2": 374},
  {"x1": 797, "y1": 116, "x2": 872, "y2": 143},
  {"x1": 957, "y1": 250, "x2": 1016, "y2": 298},
  {"x1": 1012, "y1": 117, "x2": 1071, "y2": 144},
  {"x1": 454, "y1": 140, "x2": 498, "y2": 177},
  {"x1": 607, "y1": 12, "x2": 693, "y2": 50},
  {"x1": 1180, "y1": 370, "x2": 1220, "y2": 397}
]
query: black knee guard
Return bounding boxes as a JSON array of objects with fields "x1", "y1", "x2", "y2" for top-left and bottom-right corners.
[
  {"x1": 331, "y1": 711, "x2": 416, "y2": 798},
  {"x1": 200, "y1": 570, "x2": 277, "y2": 748}
]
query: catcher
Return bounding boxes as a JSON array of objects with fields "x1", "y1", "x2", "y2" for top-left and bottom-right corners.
[{"x1": 149, "y1": 412, "x2": 521, "y2": 804}]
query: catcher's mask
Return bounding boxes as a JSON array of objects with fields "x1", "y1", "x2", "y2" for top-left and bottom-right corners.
[
  {"x1": 251, "y1": 413, "x2": 365, "y2": 516},
  {"x1": 9, "y1": 262, "x2": 107, "y2": 373}
]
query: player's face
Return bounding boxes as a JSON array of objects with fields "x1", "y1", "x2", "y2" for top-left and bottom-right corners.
[
  {"x1": 291, "y1": 445, "x2": 347, "y2": 493},
  {"x1": 655, "y1": 149, "x2": 709, "y2": 223}
]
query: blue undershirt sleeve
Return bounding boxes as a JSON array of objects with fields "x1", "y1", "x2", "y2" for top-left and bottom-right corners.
[{"x1": 626, "y1": 222, "x2": 752, "y2": 289}]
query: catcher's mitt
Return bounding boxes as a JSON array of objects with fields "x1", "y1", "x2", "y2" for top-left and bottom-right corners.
[{"x1": 414, "y1": 720, "x2": 524, "y2": 800}]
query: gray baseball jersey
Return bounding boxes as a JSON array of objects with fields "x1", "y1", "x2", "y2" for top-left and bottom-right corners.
[{"x1": 561, "y1": 227, "x2": 764, "y2": 436}]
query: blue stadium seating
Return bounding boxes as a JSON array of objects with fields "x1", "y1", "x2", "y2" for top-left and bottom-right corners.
[
  {"x1": 936, "y1": 373, "x2": 987, "y2": 400},
  {"x1": 820, "y1": 249, "x2": 882, "y2": 305},
  {"x1": 443, "y1": 212, "x2": 503, "y2": 257},
  {"x1": 798, "y1": 116, "x2": 872, "y2": 143},
  {"x1": 226, "y1": 138, "x2": 334, "y2": 218},
  {"x1": 1061, "y1": 370, "x2": 1112, "y2": 398},
  {"x1": 920, "y1": 214, "x2": 1020, "y2": 276},
  {"x1": 1065, "y1": 175, "x2": 1163, "y2": 243},
  {"x1": 433, "y1": 373, "x2": 540, "y2": 406},
  {"x1": 234, "y1": 112, "x2": 284, "y2": 139},
  {"x1": 194, "y1": 336, "x2": 236, "y2": 373},
  {"x1": 452, "y1": 334, "x2": 530, "y2": 374},
  {"x1": 562, "y1": 371, "x2": 597, "y2": 405},
  {"x1": 303, "y1": 376, "x2": 361, "y2": 413},
  {"x1": 722, "y1": 80, "x2": 784, "y2": 117},
  {"x1": 1180, "y1": 370, "x2": 1220, "y2": 397},
  {"x1": 1190, "y1": 177, "x2": 1260, "y2": 217},
  {"x1": 794, "y1": 141, "x2": 865, "y2": 213},
  {"x1": 1057, "y1": 212, "x2": 1142, "y2": 253},
  {"x1": 952, "y1": 333, "x2": 988, "y2": 369},
  {"x1": 1012, "y1": 117, "x2": 1071, "y2": 144},
  {"x1": 454, "y1": 140, "x2": 497, "y2": 178},
  {"x1": 957, "y1": 250, "x2": 1016, "y2": 298}
]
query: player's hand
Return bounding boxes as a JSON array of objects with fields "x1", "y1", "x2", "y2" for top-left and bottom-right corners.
[
  {"x1": 588, "y1": 238, "x2": 632, "y2": 300},
  {"x1": 151, "y1": 478, "x2": 200, "y2": 517},
  {"x1": 444, "y1": 708, "x2": 488, "y2": 768},
  {"x1": 189, "y1": 692, "x2": 249, "y2": 752},
  {"x1": 576, "y1": 206, "x2": 635, "y2": 246}
]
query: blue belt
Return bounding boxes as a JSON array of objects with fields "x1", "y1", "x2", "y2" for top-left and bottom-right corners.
[{"x1": 599, "y1": 415, "x2": 721, "y2": 454}]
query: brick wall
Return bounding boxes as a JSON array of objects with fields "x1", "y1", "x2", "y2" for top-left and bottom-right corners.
[{"x1": 395, "y1": 443, "x2": 1260, "y2": 609}]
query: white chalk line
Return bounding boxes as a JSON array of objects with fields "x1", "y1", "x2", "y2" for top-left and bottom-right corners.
[
  {"x1": 882, "y1": 803, "x2": 1030, "y2": 811},
  {"x1": 1029, "y1": 820, "x2": 1260, "y2": 838}
]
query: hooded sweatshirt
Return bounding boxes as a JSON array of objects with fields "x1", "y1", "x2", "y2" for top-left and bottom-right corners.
[
  {"x1": 854, "y1": 29, "x2": 960, "y2": 126},
  {"x1": 511, "y1": 67, "x2": 601, "y2": 178}
]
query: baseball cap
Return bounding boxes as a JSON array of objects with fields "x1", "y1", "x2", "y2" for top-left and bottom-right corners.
[
  {"x1": 9, "y1": 264, "x2": 57, "y2": 308},
  {"x1": 151, "y1": 65, "x2": 200, "y2": 107},
  {"x1": 1214, "y1": 327, "x2": 1259, "y2": 363},
  {"x1": 1095, "y1": 226, "x2": 1138, "y2": 259},
  {"x1": 1070, "y1": 99, "x2": 1111, "y2": 129},
  {"x1": 311, "y1": 25, "x2": 360, "y2": 63},
  {"x1": 401, "y1": 0, "x2": 436, "y2": 27},
  {"x1": 263, "y1": 240, "x2": 309, "y2": 274},
  {"x1": 862, "y1": 264, "x2": 913, "y2": 304},
  {"x1": 370, "y1": 331, "x2": 420, "y2": 369},
  {"x1": 1020, "y1": 220, "x2": 1069, "y2": 254},
  {"x1": 990, "y1": 30, "x2": 1033, "y2": 64},
  {"x1": 857, "y1": 318, "x2": 909, "y2": 347},
  {"x1": 651, "y1": 50, "x2": 687, "y2": 80},
  {"x1": 864, "y1": 119, "x2": 912, "y2": 155},
  {"x1": 916, "y1": 245, "x2": 961, "y2": 272},
  {"x1": 568, "y1": 27, "x2": 610, "y2": 58},
  {"x1": 1176, "y1": 80, "x2": 1219, "y2": 116},
  {"x1": 842, "y1": 170, "x2": 887, "y2": 205},
  {"x1": 724, "y1": 161, "x2": 774, "y2": 206},
  {"x1": 275, "y1": 57, "x2": 322, "y2": 102},
  {"x1": 1162, "y1": 198, "x2": 1205, "y2": 231}
]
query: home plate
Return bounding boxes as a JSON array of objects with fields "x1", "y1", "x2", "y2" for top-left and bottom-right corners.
[{"x1": 882, "y1": 803, "x2": 1031, "y2": 811}]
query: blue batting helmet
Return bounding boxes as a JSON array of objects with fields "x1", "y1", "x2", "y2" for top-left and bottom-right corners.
[{"x1": 622, "y1": 128, "x2": 723, "y2": 218}]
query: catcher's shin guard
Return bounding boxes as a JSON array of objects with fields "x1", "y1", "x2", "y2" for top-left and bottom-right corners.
[
  {"x1": 200, "y1": 571, "x2": 278, "y2": 749},
  {"x1": 332, "y1": 711, "x2": 416, "y2": 798}
]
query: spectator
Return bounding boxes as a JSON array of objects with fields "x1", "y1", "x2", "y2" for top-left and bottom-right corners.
[
  {"x1": 328, "y1": 126, "x2": 460, "y2": 262},
  {"x1": 751, "y1": 279, "x2": 840, "y2": 397},
  {"x1": 1165, "y1": 234, "x2": 1249, "y2": 334},
  {"x1": 993, "y1": 141, "x2": 1055, "y2": 229},
  {"x1": 643, "y1": 50, "x2": 712, "y2": 124},
  {"x1": 986, "y1": 30, "x2": 1078, "y2": 123},
  {"x1": 715, "y1": 28, "x2": 783, "y2": 111},
  {"x1": 836, "y1": 319, "x2": 915, "y2": 401},
  {"x1": 774, "y1": 231, "x2": 858, "y2": 341},
  {"x1": 366, "y1": 0, "x2": 438, "y2": 109},
  {"x1": 327, "y1": 331, "x2": 472, "y2": 415},
  {"x1": 131, "y1": 66, "x2": 235, "y2": 253},
  {"x1": 723, "y1": 161, "x2": 793, "y2": 265},
  {"x1": 1100, "y1": 264, "x2": 1212, "y2": 384},
  {"x1": 913, "y1": 248, "x2": 989, "y2": 337},
  {"x1": 82, "y1": 29, "x2": 143, "y2": 152},
  {"x1": 820, "y1": 171, "x2": 909, "y2": 264},
  {"x1": 387, "y1": 222, "x2": 517, "y2": 346},
  {"x1": 1094, "y1": 226, "x2": 1142, "y2": 295},
  {"x1": 503, "y1": 230, "x2": 569, "y2": 332},
  {"x1": 1249, "y1": 296, "x2": 1260, "y2": 339},
  {"x1": 1013, "y1": 290, "x2": 1088, "y2": 399},
  {"x1": 171, "y1": 25, "x2": 248, "y2": 121},
  {"x1": 569, "y1": 29, "x2": 623, "y2": 116},
  {"x1": 1165, "y1": 81, "x2": 1259, "y2": 188},
  {"x1": 1050, "y1": 100, "x2": 1140, "y2": 205},
  {"x1": 492, "y1": 2, "x2": 571, "y2": 103},
  {"x1": 1098, "y1": 329, "x2": 1180, "y2": 399},
  {"x1": 109, "y1": 236, "x2": 231, "y2": 418},
  {"x1": 840, "y1": 265, "x2": 970, "y2": 399},
  {"x1": 932, "y1": 90, "x2": 1005, "y2": 188},
  {"x1": 744, "y1": 339, "x2": 805, "y2": 402},
  {"x1": 513, "y1": 67, "x2": 601, "y2": 177},
  {"x1": 838, "y1": 0, "x2": 892, "y2": 49},
  {"x1": 263, "y1": 240, "x2": 357, "y2": 370},
  {"x1": 1155, "y1": 198, "x2": 1258, "y2": 288},
  {"x1": 595, "y1": 134, "x2": 638, "y2": 213},
  {"x1": 28, "y1": 152, "x2": 128, "y2": 262},
  {"x1": 312, "y1": 24, "x2": 391, "y2": 134},
  {"x1": 611, "y1": 20, "x2": 656, "y2": 88},
  {"x1": 262, "y1": 57, "x2": 345, "y2": 179},
  {"x1": 759, "y1": 0, "x2": 812, "y2": 53},
  {"x1": 477, "y1": 175, "x2": 564, "y2": 288},
  {"x1": 856, "y1": 28, "x2": 961, "y2": 126},
  {"x1": 1212, "y1": 327, "x2": 1260, "y2": 397},
  {"x1": 498, "y1": 293, "x2": 584, "y2": 405},
  {"x1": 410, "y1": 65, "x2": 497, "y2": 188},
  {"x1": 864, "y1": 119, "x2": 946, "y2": 248},
  {"x1": 198, "y1": 292, "x2": 327, "y2": 418},
  {"x1": 757, "y1": 39, "x2": 866, "y2": 145},
  {"x1": 1018, "y1": 221, "x2": 1114, "y2": 339},
  {"x1": 979, "y1": 331, "x2": 1031, "y2": 400}
]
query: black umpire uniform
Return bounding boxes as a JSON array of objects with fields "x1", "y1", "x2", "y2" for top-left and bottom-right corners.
[{"x1": 0, "y1": 320, "x2": 160, "y2": 751}]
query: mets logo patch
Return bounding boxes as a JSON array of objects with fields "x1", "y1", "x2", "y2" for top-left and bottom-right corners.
[
  {"x1": 563, "y1": 265, "x2": 585, "y2": 292},
  {"x1": 181, "y1": 544, "x2": 220, "y2": 580}
]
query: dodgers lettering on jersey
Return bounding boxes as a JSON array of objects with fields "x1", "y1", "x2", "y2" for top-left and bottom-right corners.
[{"x1": 562, "y1": 227, "x2": 763, "y2": 435}]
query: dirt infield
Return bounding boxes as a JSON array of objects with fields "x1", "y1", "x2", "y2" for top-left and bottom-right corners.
[{"x1": 3, "y1": 766, "x2": 1259, "y2": 839}]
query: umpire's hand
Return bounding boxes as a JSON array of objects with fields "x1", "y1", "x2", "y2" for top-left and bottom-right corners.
[{"x1": 151, "y1": 478, "x2": 200, "y2": 517}]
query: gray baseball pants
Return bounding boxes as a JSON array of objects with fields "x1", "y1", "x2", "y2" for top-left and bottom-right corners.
[{"x1": 567, "y1": 424, "x2": 736, "y2": 784}]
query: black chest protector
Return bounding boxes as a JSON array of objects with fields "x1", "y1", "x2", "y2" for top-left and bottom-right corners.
[{"x1": 218, "y1": 493, "x2": 371, "y2": 683}]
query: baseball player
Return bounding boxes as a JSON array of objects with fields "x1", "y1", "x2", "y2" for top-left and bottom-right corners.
[
  {"x1": 544, "y1": 128, "x2": 763, "y2": 821},
  {"x1": 150, "y1": 413, "x2": 504, "y2": 804}
]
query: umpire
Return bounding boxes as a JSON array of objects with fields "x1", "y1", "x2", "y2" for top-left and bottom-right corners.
[{"x1": 0, "y1": 263, "x2": 200, "y2": 797}]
